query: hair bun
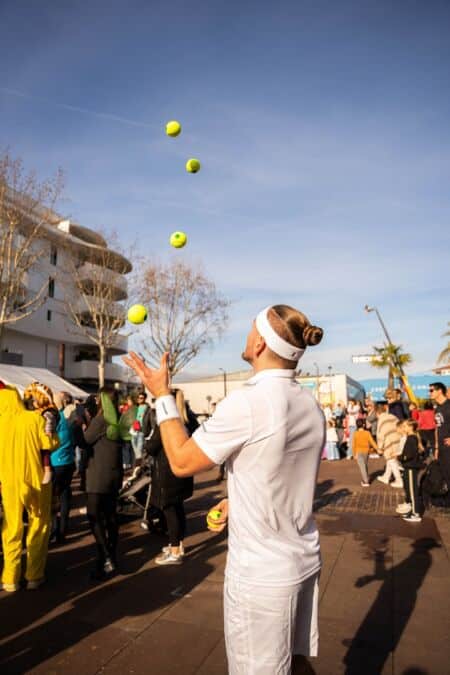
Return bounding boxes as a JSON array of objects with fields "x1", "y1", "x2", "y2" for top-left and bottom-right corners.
[{"x1": 303, "y1": 324, "x2": 323, "y2": 347}]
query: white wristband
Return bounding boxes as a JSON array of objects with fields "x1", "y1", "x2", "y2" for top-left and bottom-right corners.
[{"x1": 155, "y1": 395, "x2": 180, "y2": 425}]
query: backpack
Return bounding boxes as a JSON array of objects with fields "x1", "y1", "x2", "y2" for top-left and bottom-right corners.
[{"x1": 421, "y1": 460, "x2": 448, "y2": 497}]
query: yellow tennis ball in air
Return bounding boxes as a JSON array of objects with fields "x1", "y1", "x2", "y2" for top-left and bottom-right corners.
[
  {"x1": 127, "y1": 304, "x2": 148, "y2": 324},
  {"x1": 166, "y1": 120, "x2": 181, "y2": 137},
  {"x1": 170, "y1": 231, "x2": 188, "y2": 248},
  {"x1": 186, "y1": 158, "x2": 201, "y2": 173},
  {"x1": 206, "y1": 509, "x2": 223, "y2": 531}
]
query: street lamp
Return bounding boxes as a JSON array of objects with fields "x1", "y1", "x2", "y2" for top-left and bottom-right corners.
[
  {"x1": 364, "y1": 304, "x2": 416, "y2": 403},
  {"x1": 364, "y1": 305, "x2": 394, "y2": 348},
  {"x1": 219, "y1": 368, "x2": 227, "y2": 398}
]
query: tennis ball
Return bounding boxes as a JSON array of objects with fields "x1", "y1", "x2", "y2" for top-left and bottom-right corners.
[
  {"x1": 170, "y1": 231, "x2": 187, "y2": 248},
  {"x1": 166, "y1": 120, "x2": 181, "y2": 137},
  {"x1": 186, "y1": 158, "x2": 201, "y2": 173},
  {"x1": 206, "y1": 509, "x2": 223, "y2": 531},
  {"x1": 127, "y1": 304, "x2": 148, "y2": 324}
]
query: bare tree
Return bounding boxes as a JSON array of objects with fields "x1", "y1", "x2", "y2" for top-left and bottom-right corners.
[
  {"x1": 60, "y1": 233, "x2": 131, "y2": 387},
  {"x1": 0, "y1": 150, "x2": 63, "y2": 347},
  {"x1": 136, "y1": 259, "x2": 230, "y2": 376}
]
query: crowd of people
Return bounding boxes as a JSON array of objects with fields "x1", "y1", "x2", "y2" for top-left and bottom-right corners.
[
  {"x1": 321, "y1": 384, "x2": 450, "y2": 521},
  {"x1": 0, "y1": 380, "x2": 200, "y2": 592},
  {"x1": 1, "y1": 378, "x2": 449, "y2": 592},
  {"x1": 1, "y1": 303, "x2": 450, "y2": 674}
]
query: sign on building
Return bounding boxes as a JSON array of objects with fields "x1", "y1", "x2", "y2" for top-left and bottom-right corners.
[{"x1": 352, "y1": 354, "x2": 375, "y2": 364}]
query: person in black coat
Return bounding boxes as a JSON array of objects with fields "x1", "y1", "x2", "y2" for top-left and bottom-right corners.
[
  {"x1": 145, "y1": 389, "x2": 198, "y2": 565},
  {"x1": 386, "y1": 388, "x2": 409, "y2": 421},
  {"x1": 83, "y1": 387, "x2": 123, "y2": 579},
  {"x1": 72, "y1": 395, "x2": 97, "y2": 492},
  {"x1": 397, "y1": 419, "x2": 425, "y2": 523}
]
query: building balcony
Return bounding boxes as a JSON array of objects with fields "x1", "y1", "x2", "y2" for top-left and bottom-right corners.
[
  {"x1": 66, "y1": 360, "x2": 131, "y2": 383},
  {"x1": 75, "y1": 332, "x2": 128, "y2": 355},
  {"x1": 74, "y1": 297, "x2": 126, "y2": 324},
  {"x1": 76, "y1": 263, "x2": 128, "y2": 301}
]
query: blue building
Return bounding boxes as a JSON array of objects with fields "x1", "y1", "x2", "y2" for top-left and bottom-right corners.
[{"x1": 360, "y1": 374, "x2": 450, "y2": 401}]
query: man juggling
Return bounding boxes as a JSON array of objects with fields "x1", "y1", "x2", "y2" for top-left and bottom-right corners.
[{"x1": 124, "y1": 304, "x2": 325, "y2": 675}]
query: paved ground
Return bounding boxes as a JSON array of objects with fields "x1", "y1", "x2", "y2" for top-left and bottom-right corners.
[{"x1": 1, "y1": 457, "x2": 449, "y2": 674}]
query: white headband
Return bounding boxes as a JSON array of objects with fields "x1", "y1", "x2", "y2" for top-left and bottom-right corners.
[{"x1": 255, "y1": 307, "x2": 305, "y2": 361}]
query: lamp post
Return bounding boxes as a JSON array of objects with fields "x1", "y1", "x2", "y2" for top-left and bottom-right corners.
[
  {"x1": 219, "y1": 368, "x2": 227, "y2": 398},
  {"x1": 364, "y1": 305, "x2": 394, "y2": 348},
  {"x1": 364, "y1": 304, "x2": 416, "y2": 403}
]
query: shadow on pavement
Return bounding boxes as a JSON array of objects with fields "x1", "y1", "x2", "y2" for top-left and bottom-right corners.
[
  {"x1": 313, "y1": 479, "x2": 351, "y2": 513},
  {"x1": 0, "y1": 526, "x2": 226, "y2": 674},
  {"x1": 343, "y1": 537, "x2": 440, "y2": 675}
]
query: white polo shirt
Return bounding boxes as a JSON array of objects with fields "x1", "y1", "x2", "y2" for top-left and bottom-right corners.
[{"x1": 193, "y1": 368, "x2": 325, "y2": 587}]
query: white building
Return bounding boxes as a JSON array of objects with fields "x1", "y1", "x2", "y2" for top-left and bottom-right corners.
[
  {"x1": 1, "y1": 209, "x2": 132, "y2": 392},
  {"x1": 175, "y1": 370, "x2": 365, "y2": 415}
]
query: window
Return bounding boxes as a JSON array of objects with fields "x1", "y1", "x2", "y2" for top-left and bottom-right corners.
[
  {"x1": 48, "y1": 278, "x2": 55, "y2": 298},
  {"x1": 47, "y1": 310, "x2": 52, "y2": 321},
  {"x1": 50, "y1": 246, "x2": 58, "y2": 265}
]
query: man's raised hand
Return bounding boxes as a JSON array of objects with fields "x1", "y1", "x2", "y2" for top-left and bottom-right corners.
[{"x1": 122, "y1": 351, "x2": 171, "y2": 398}]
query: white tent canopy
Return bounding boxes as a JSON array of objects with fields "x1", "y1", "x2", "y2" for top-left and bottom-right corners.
[{"x1": 0, "y1": 365, "x2": 87, "y2": 398}]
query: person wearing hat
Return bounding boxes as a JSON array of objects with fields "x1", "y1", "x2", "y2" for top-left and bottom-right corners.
[{"x1": 124, "y1": 304, "x2": 325, "y2": 674}]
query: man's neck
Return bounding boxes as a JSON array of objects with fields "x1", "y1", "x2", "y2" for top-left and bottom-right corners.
[{"x1": 251, "y1": 361, "x2": 295, "y2": 375}]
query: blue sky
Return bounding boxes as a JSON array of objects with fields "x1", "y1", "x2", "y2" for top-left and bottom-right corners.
[{"x1": 1, "y1": 0, "x2": 449, "y2": 379}]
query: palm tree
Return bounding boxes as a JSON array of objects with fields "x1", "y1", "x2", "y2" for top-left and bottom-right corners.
[
  {"x1": 371, "y1": 344, "x2": 413, "y2": 390},
  {"x1": 437, "y1": 322, "x2": 450, "y2": 364}
]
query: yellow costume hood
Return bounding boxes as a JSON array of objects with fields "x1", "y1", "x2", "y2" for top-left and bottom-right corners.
[
  {"x1": 0, "y1": 386, "x2": 25, "y2": 415},
  {"x1": 0, "y1": 387, "x2": 59, "y2": 511}
]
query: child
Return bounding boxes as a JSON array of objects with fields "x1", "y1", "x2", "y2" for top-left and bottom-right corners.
[
  {"x1": 325, "y1": 419, "x2": 340, "y2": 460},
  {"x1": 23, "y1": 382, "x2": 59, "y2": 485},
  {"x1": 376, "y1": 406, "x2": 403, "y2": 487},
  {"x1": 396, "y1": 420, "x2": 425, "y2": 522},
  {"x1": 352, "y1": 418, "x2": 378, "y2": 486}
]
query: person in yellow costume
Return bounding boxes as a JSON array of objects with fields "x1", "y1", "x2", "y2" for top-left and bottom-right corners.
[{"x1": 0, "y1": 386, "x2": 59, "y2": 592}]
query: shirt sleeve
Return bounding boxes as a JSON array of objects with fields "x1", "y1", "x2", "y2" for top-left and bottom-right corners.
[
  {"x1": 38, "y1": 417, "x2": 60, "y2": 452},
  {"x1": 193, "y1": 390, "x2": 252, "y2": 465}
]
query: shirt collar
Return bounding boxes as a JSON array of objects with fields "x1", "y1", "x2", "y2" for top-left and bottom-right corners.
[{"x1": 245, "y1": 369, "x2": 296, "y2": 386}]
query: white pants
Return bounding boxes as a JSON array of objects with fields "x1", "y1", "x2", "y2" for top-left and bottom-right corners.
[
  {"x1": 224, "y1": 572, "x2": 320, "y2": 675},
  {"x1": 382, "y1": 458, "x2": 402, "y2": 483}
]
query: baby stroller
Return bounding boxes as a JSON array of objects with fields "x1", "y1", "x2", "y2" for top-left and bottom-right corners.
[{"x1": 118, "y1": 455, "x2": 166, "y2": 534}]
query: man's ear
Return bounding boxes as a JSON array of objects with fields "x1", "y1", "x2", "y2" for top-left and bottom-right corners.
[{"x1": 254, "y1": 336, "x2": 266, "y2": 358}]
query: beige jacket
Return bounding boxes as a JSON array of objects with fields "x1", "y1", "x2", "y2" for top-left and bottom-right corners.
[{"x1": 376, "y1": 412, "x2": 401, "y2": 459}]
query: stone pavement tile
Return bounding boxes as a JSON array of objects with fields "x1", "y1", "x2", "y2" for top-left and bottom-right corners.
[
  {"x1": 314, "y1": 527, "x2": 346, "y2": 603},
  {"x1": 319, "y1": 537, "x2": 393, "y2": 623},
  {"x1": 435, "y1": 515, "x2": 450, "y2": 555},
  {"x1": 392, "y1": 625, "x2": 450, "y2": 675},
  {"x1": 391, "y1": 533, "x2": 449, "y2": 626},
  {"x1": 1, "y1": 621, "x2": 131, "y2": 675},
  {"x1": 313, "y1": 616, "x2": 393, "y2": 675},
  {"x1": 196, "y1": 638, "x2": 227, "y2": 675},
  {"x1": 100, "y1": 618, "x2": 223, "y2": 675},
  {"x1": 184, "y1": 534, "x2": 227, "y2": 584},
  {"x1": 162, "y1": 578, "x2": 224, "y2": 631}
]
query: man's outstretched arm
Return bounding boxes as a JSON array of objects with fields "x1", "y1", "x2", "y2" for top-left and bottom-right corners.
[
  {"x1": 123, "y1": 351, "x2": 215, "y2": 477},
  {"x1": 159, "y1": 419, "x2": 216, "y2": 477}
]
